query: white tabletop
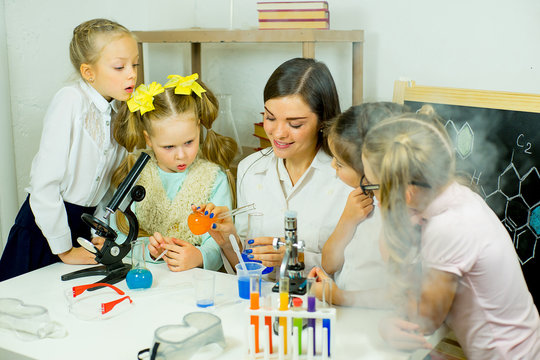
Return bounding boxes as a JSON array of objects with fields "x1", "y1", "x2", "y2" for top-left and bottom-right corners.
[{"x1": 0, "y1": 262, "x2": 443, "y2": 360}]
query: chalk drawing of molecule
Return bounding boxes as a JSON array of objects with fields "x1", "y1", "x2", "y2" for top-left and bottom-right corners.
[
  {"x1": 483, "y1": 160, "x2": 540, "y2": 264},
  {"x1": 445, "y1": 120, "x2": 474, "y2": 159}
]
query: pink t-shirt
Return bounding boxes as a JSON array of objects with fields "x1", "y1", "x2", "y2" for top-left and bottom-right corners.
[{"x1": 422, "y1": 182, "x2": 540, "y2": 360}]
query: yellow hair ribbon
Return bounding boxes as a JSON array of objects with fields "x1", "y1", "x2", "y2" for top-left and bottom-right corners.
[
  {"x1": 163, "y1": 73, "x2": 206, "y2": 98},
  {"x1": 127, "y1": 82, "x2": 164, "y2": 115}
]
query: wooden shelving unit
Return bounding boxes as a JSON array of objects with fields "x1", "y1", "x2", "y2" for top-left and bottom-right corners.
[{"x1": 133, "y1": 29, "x2": 365, "y2": 104}]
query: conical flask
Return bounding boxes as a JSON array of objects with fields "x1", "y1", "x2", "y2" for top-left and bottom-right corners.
[
  {"x1": 126, "y1": 239, "x2": 153, "y2": 290},
  {"x1": 213, "y1": 94, "x2": 242, "y2": 158}
]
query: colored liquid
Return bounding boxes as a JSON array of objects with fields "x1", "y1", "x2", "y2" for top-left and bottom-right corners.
[
  {"x1": 307, "y1": 295, "x2": 316, "y2": 353},
  {"x1": 265, "y1": 316, "x2": 273, "y2": 353},
  {"x1": 126, "y1": 268, "x2": 153, "y2": 290},
  {"x1": 323, "y1": 318, "x2": 331, "y2": 356},
  {"x1": 250, "y1": 292, "x2": 260, "y2": 353},
  {"x1": 238, "y1": 275, "x2": 262, "y2": 300},
  {"x1": 279, "y1": 291, "x2": 289, "y2": 355},
  {"x1": 238, "y1": 277, "x2": 250, "y2": 299},
  {"x1": 293, "y1": 317, "x2": 303, "y2": 355},
  {"x1": 241, "y1": 251, "x2": 274, "y2": 275},
  {"x1": 187, "y1": 212, "x2": 213, "y2": 235},
  {"x1": 196, "y1": 299, "x2": 214, "y2": 308}
]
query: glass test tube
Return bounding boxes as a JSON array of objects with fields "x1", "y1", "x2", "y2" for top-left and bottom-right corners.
[
  {"x1": 263, "y1": 290, "x2": 273, "y2": 354},
  {"x1": 250, "y1": 274, "x2": 261, "y2": 353},
  {"x1": 292, "y1": 297, "x2": 303, "y2": 355},
  {"x1": 322, "y1": 278, "x2": 332, "y2": 357},
  {"x1": 279, "y1": 277, "x2": 289, "y2": 355},
  {"x1": 306, "y1": 277, "x2": 316, "y2": 354}
]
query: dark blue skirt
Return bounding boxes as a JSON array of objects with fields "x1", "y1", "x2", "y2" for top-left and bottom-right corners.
[{"x1": 0, "y1": 195, "x2": 96, "y2": 282}]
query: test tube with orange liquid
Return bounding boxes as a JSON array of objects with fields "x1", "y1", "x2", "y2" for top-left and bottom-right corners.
[{"x1": 249, "y1": 274, "x2": 261, "y2": 353}]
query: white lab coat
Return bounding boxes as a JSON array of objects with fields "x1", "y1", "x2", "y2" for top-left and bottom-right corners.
[{"x1": 235, "y1": 148, "x2": 352, "y2": 272}]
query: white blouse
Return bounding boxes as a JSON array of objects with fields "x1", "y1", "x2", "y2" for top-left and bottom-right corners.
[
  {"x1": 334, "y1": 206, "x2": 386, "y2": 292},
  {"x1": 236, "y1": 148, "x2": 352, "y2": 271},
  {"x1": 26, "y1": 80, "x2": 126, "y2": 254}
]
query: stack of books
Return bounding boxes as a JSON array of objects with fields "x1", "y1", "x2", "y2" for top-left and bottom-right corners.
[{"x1": 257, "y1": 1, "x2": 329, "y2": 30}]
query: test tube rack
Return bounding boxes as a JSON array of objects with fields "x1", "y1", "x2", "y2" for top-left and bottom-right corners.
[{"x1": 245, "y1": 306, "x2": 336, "y2": 360}]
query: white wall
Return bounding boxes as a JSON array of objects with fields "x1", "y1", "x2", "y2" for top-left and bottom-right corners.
[
  {"x1": 0, "y1": 0, "x2": 18, "y2": 251},
  {"x1": 3, "y1": 0, "x2": 540, "y2": 220}
]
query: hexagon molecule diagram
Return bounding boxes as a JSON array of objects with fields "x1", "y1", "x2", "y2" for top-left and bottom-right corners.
[
  {"x1": 485, "y1": 164, "x2": 540, "y2": 264},
  {"x1": 445, "y1": 120, "x2": 474, "y2": 159}
]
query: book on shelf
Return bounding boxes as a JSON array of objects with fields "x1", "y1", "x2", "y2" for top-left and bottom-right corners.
[
  {"x1": 259, "y1": 19, "x2": 329, "y2": 30},
  {"x1": 254, "y1": 121, "x2": 271, "y2": 149},
  {"x1": 258, "y1": 9, "x2": 329, "y2": 20},
  {"x1": 257, "y1": 1, "x2": 328, "y2": 11}
]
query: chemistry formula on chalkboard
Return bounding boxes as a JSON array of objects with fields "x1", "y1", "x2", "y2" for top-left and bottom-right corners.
[{"x1": 406, "y1": 102, "x2": 540, "y2": 265}]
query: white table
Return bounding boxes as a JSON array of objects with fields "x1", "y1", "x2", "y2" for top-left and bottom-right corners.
[{"x1": 0, "y1": 262, "x2": 444, "y2": 359}]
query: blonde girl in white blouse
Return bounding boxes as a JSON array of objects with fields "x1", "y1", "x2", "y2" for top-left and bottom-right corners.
[{"x1": 0, "y1": 18, "x2": 138, "y2": 281}]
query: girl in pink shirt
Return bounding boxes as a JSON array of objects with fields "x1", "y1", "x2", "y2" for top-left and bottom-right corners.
[{"x1": 361, "y1": 107, "x2": 539, "y2": 359}]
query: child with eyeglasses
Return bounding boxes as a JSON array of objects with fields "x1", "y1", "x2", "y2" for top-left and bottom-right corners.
[{"x1": 307, "y1": 102, "x2": 406, "y2": 307}]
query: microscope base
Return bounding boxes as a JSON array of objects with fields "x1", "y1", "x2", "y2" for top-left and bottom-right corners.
[
  {"x1": 61, "y1": 263, "x2": 131, "y2": 290},
  {"x1": 272, "y1": 277, "x2": 306, "y2": 295}
]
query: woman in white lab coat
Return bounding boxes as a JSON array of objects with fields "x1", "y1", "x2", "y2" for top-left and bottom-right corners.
[{"x1": 207, "y1": 58, "x2": 354, "y2": 273}]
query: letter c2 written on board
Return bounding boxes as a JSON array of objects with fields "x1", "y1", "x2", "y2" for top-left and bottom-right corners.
[{"x1": 516, "y1": 134, "x2": 532, "y2": 154}]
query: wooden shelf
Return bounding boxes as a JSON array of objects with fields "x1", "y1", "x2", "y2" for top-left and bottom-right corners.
[{"x1": 133, "y1": 28, "x2": 364, "y2": 104}]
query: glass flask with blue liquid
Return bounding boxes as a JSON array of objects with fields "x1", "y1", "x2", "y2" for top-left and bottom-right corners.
[{"x1": 126, "y1": 239, "x2": 153, "y2": 290}]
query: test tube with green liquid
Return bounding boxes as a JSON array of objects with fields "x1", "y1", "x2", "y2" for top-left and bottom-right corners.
[{"x1": 292, "y1": 297, "x2": 303, "y2": 355}]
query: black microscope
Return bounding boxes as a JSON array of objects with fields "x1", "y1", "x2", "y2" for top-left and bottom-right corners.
[{"x1": 61, "y1": 152, "x2": 150, "y2": 287}]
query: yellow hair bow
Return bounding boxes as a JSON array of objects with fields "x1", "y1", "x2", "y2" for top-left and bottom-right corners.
[
  {"x1": 163, "y1": 73, "x2": 206, "y2": 98},
  {"x1": 127, "y1": 82, "x2": 164, "y2": 115}
]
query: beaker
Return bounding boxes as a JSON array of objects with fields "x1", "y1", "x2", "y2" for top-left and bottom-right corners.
[
  {"x1": 242, "y1": 212, "x2": 273, "y2": 275},
  {"x1": 212, "y1": 94, "x2": 242, "y2": 158},
  {"x1": 126, "y1": 239, "x2": 153, "y2": 290}
]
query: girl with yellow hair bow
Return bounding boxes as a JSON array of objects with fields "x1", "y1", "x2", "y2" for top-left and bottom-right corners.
[{"x1": 105, "y1": 74, "x2": 238, "y2": 272}]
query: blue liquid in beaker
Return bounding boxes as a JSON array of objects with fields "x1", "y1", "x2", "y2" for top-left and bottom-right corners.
[
  {"x1": 196, "y1": 299, "x2": 215, "y2": 308},
  {"x1": 126, "y1": 268, "x2": 153, "y2": 290},
  {"x1": 238, "y1": 276, "x2": 250, "y2": 299},
  {"x1": 241, "y1": 251, "x2": 273, "y2": 275}
]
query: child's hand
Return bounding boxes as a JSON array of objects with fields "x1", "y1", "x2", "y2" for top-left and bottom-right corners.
[
  {"x1": 58, "y1": 246, "x2": 98, "y2": 265},
  {"x1": 160, "y1": 236, "x2": 203, "y2": 272},
  {"x1": 148, "y1": 232, "x2": 166, "y2": 260},
  {"x1": 378, "y1": 317, "x2": 433, "y2": 350},
  {"x1": 342, "y1": 187, "x2": 374, "y2": 225},
  {"x1": 193, "y1": 203, "x2": 238, "y2": 249},
  {"x1": 307, "y1": 267, "x2": 338, "y2": 303},
  {"x1": 91, "y1": 236, "x2": 105, "y2": 251}
]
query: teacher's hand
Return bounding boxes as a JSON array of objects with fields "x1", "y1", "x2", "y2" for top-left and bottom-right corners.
[{"x1": 247, "y1": 236, "x2": 285, "y2": 268}]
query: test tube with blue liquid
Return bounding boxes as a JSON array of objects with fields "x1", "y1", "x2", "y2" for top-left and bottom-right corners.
[
  {"x1": 126, "y1": 239, "x2": 153, "y2": 290},
  {"x1": 322, "y1": 277, "x2": 332, "y2": 356},
  {"x1": 306, "y1": 277, "x2": 316, "y2": 354}
]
